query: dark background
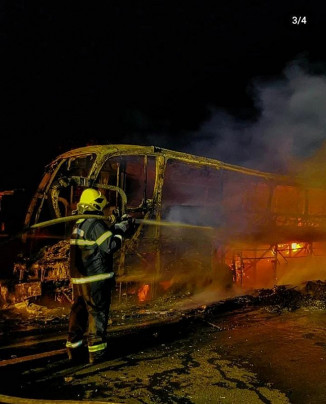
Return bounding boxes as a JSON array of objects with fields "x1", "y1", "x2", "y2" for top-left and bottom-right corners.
[{"x1": 0, "y1": 1, "x2": 325, "y2": 224}]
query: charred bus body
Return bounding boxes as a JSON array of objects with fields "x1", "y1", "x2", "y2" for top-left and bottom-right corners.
[{"x1": 12, "y1": 145, "x2": 326, "y2": 303}]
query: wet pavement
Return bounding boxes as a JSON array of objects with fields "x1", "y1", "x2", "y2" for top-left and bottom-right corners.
[
  {"x1": 212, "y1": 307, "x2": 326, "y2": 404},
  {"x1": 1, "y1": 283, "x2": 326, "y2": 403},
  {"x1": 0, "y1": 314, "x2": 290, "y2": 404}
]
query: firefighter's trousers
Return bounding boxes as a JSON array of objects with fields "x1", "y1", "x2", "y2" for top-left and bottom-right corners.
[{"x1": 67, "y1": 278, "x2": 113, "y2": 356}]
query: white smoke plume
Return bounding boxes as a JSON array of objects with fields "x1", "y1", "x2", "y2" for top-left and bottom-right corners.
[{"x1": 185, "y1": 60, "x2": 326, "y2": 173}]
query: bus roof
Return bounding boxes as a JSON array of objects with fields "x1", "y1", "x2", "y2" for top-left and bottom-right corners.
[{"x1": 56, "y1": 144, "x2": 294, "y2": 183}]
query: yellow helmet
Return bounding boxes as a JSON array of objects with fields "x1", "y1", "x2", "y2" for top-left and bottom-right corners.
[{"x1": 77, "y1": 188, "x2": 108, "y2": 213}]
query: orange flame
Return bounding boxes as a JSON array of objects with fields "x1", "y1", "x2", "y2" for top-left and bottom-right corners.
[
  {"x1": 159, "y1": 280, "x2": 172, "y2": 290},
  {"x1": 291, "y1": 242, "x2": 303, "y2": 252},
  {"x1": 138, "y1": 284, "x2": 150, "y2": 302},
  {"x1": 277, "y1": 242, "x2": 304, "y2": 254}
]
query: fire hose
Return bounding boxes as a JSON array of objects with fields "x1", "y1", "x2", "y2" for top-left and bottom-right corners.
[
  {"x1": 28, "y1": 215, "x2": 215, "y2": 231},
  {"x1": 0, "y1": 215, "x2": 216, "y2": 247},
  {"x1": 0, "y1": 395, "x2": 118, "y2": 404}
]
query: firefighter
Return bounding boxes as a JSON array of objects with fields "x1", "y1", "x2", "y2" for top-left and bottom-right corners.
[{"x1": 66, "y1": 188, "x2": 133, "y2": 364}]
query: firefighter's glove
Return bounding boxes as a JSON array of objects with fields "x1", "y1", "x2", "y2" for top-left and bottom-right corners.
[
  {"x1": 114, "y1": 220, "x2": 129, "y2": 234},
  {"x1": 114, "y1": 214, "x2": 135, "y2": 236},
  {"x1": 124, "y1": 214, "x2": 136, "y2": 231},
  {"x1": 120, "y1": 213, "x2": 131, "y2": 221}
]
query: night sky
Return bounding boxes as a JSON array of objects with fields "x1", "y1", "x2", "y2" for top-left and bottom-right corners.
[{"x1": 1, "y1": 1, "x2": 325, "y2": 194}]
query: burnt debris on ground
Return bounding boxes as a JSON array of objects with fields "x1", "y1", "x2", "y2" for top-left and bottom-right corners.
[{"x1": 1, "y1": 280, "x2": 326, "y2": 351}]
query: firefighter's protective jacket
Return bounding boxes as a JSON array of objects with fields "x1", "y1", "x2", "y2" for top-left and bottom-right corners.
[{"x1": 70, "y1": 217, "x2": 122, "y2": 283}]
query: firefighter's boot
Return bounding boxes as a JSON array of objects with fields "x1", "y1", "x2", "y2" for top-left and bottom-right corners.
[
  {"x1": 88, "y1": 342, "x2": 107, "y2": 364},
  {"x1": 66, "y1": 340, "x2": 86, "y2": 363}
]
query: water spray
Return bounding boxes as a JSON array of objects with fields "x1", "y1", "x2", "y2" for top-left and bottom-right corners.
[{"x1": 135, "y1": 219, "x2": 214, "y2": 231}]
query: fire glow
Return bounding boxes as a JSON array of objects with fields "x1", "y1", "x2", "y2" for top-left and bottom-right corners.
[
  {"x1": 138, "y1": 284, "x2": 150, "y2": 302},
  {"x1": 291, "y1": 242, "x2": 303, "y2": 252},
  {"x1": 277, "y1": 242, "x2": 304, "y2": 255}
]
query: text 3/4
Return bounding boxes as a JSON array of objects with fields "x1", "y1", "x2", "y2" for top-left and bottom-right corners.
[{"x1": 292, "y1": 16, "x2": 307, "y2": 25}]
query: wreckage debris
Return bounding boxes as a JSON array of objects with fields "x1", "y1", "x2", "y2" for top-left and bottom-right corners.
[
  {"x1": 254, "y1": 285, "x2": 302, "y2": 312},
  {"x1": 28, "y1": 240, "x2": 70, "y2": 281},
  {"x1": 304, "y1": 280, "x2": 326, "y2": 300}
]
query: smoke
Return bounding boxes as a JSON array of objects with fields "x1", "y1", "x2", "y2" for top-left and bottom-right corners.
[
  {"x1": 132, "y1": 59, "x2": 326, "y2": 295},
  {"x1": 277, "y1": 256, "x2": 326, "y2": 286},
  {"x1": 185, "y1": 60, "x2": 326, "y2": 174}
]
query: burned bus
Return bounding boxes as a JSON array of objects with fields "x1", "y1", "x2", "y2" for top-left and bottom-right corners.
[{"x1": 12, "y1": 144, "x2": 326, "y2": 303}]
